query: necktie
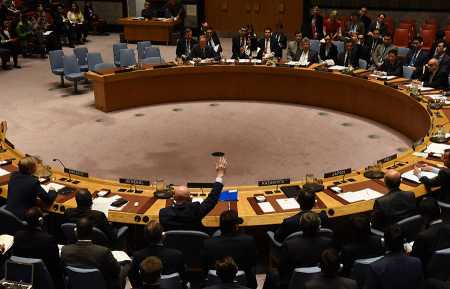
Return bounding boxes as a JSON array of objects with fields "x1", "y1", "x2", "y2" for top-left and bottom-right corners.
[
  {"x1": 411, "y1": 50, "x2": 418, "y2": 66},
  {"x1": 202, "y1": 48, "x2": 205, "y2": 58},
  {"x1": 265, "y1": 39, "x2": 269, "y2": 53},
  {"x1": 345, "y1": 53, "x2": 349, "y2": 66},
  {"x1": 186, "y1": 40, "x2": 190, "y2": 55}
]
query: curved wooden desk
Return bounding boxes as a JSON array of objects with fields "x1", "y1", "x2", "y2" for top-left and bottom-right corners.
[{"x1": 0, "y1": 65, "x2": 444, "y2": 227}]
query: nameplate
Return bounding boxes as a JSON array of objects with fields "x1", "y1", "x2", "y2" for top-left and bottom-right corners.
[
  {"x1": 324, "y1": 168, "x2": 351, "y2": 178},
  {"x1": 377, "y1": 154, "x2": 397, "y2": 164},
  {"x1": 257, "y1": 178, "x2": 290, "y2": 186},
  {"x1": 119, "y1": 178, "x2": 150, "y2": 186},
  {"x1": 64, "y1": 168, "x2": 89, "y2": 178},
  {"x1": 187, "y1": 182, "x2": 214, "y2": 188}
]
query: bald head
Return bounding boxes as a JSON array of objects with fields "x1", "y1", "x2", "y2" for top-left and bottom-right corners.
[
  {"x1": 384, "y1": 169, "x2": 401, "y2": 190},
  {"x1": 173, "y1": 186, "x2": 191, "y2": 203},
  {"x1": 427, "y1": 58, "x2": 439, "y2": 73}
]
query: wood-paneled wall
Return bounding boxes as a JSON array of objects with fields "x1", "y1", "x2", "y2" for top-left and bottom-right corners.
[{"x1": 204, "y1": 0, "x2": 303, "y2": 36}]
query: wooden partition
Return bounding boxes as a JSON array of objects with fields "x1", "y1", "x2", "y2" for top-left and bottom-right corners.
[{"x1": 204, "y1": 0, "x2": 303, "y2": 36}]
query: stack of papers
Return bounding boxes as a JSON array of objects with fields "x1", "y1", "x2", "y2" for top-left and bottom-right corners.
[
  {"x1": 287, "y1": 61, "x2": 300, "y2": 66},
  {"x1": 0, "y1": 167, "x2": 10, "y2": 177},
  {"x1": 238, "y1": 59, "x2": 250, "y2": 63},
  {"x1": 329, "y1": 65, "x2": 347, "y2": 71},
  {"x1": 41, "y1": 182, "x2": 66, "y2": 192},
  {"x1": 276, "y1": 198, "x2": 300, "y2": 210},
  {"x1": 339, "y1": 188, "x2": 383, "y2": 203},
  {"x1": 192, "y1": 197, "x2": 204, "y2": 203},
  {"x1": 424, "y1": 143, "x2": 450, "y2": 155},
  {"x1": 0, "y1": 234, "x2": 13, "y2": 254},
  {"x1": 401, "y1": 169, "x2": 438, "y2": 184},
  {"x1": 404, "y1": 83, "x2": 434, "y2": 91},
  {"x1": 92, "y1": 195, "x2": 123, "y2": 216},
  {"x1": 226, "y1": 59, "x2": 236, "y2": 63},
  {"x1": 370, "y1": 74, "x2": 397, "y2": 80},
  {"x1": 258, "y1": 202, "x2": 275, "y2": 213},
  {"x1": 112, "y1": 251, "x2": 131, "y2": 262}
]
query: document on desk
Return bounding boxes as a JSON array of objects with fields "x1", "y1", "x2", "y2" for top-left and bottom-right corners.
[
  {"x1": 238, "y1": 59, "x2": 250, "y2": 63},
  {"x1": 41, "y1": 182, "x2": 66, "y2": 193},
  {"x1": 424, "y1": 143, "x2": 450, "y2": 155},
  {"x1": 226, "y1": 59, "x2": 236, "y2": 63},
  {"x1": 339, "y1": 189, "x2": 383, "y2": 203},
  {"x1": 0, "y1": 167, "x2": 10, "y2": 177},
  {"x1": 329, "y1": 65, "x2": 347, "y2": 71},
  {"x1": 276, "y1": 198, "x2": 300, "y2": 210},
  {"x1": 401, "y1": 170, "x2": 438, "y2": 184},
  {"x1": 192, "y1": 197, "x2": 204, "y2": 203},
  {"x1": 92, "y1": 195, "x2": 122, "y2": 215},
  {"x1": 258, "y1": 202, "x2": 275, "y2": 213},
  {"x1": 112, "y1": 251, "x2": 131, "y2": 262},
  {"x1": 287, "y1": 61, "x2": 300, "y2": 66},
  {"x1": 0, "y1": 234, "x2": 13, "y2": 254}
]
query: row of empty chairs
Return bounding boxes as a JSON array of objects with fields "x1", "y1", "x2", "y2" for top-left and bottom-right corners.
[{"x1": 113, "y1": 41, "x2": 164, "y2": 67}]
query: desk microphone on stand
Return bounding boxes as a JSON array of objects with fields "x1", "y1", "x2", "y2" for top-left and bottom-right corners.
[{"x1": 53, "y1": 158, "x2": 72, "y2": 182}]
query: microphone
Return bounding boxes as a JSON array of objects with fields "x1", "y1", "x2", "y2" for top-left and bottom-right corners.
[{"x1": 53, "y1": 158, "x2": 72, "y2": 182}]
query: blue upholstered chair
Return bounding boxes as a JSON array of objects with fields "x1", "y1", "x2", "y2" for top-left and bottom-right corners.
[
  {"x1": 119, "y1": 48, "x2": 137, "y2": 67},
  {"x1": 63, "y1": 55, "x2": 85, "y2": 93},
  {"x1": 49, "y1": 50, "x2": 66, "y2": 87},
  {"x1": 65, "y1": 266, "x2": 107, "y2": 289},
  {"x1": 137, "y1": 41, "x2": 152, "y2": 60},
  {"x1": 87, "y1": 52, "x2": 103, "y2": 71},
  {"x1": 73, "y1": 47, "x2": 89, "y2": 72},
  {"x1": 113, "y1": 43, "x2": 128, "y2": 66},
  {"x1": 6, "y1": 256, "x2": 55, "y2": 289}
]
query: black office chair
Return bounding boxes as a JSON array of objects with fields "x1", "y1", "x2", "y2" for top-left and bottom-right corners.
[
  {"x1": 351, "y1": 256, "x2": 384, "y2": 289},
  {"x1": 205, "y1": 269, "x2": 247, "y2": 287},
  {"x1": 5, "y1": 256, "x2": 55, "y2": 289},
  {"x1": 371, "y1": 214, "x2": 424, "y2": 241},
  {"x1": 163, "y1": 230, "x2": 210, "y2": 270},
  {"x1": 0, "y1": 207, "x2": 26, "y2": 235},
  {"x1": 288, "y1": 266, "x2": 322, "y2": 289},
  {"x1": 426, "y1": 248, "x2": 450, "y2": 281},
  {"x1": 61, "y1": 223, "x2": 128, "y2": 248},
  {"x1": 160, "y1": 272, "x2": 183, "y2": 289},
  {"x1": 65, "y1": 265, "x2": 107, "y2": 289}
]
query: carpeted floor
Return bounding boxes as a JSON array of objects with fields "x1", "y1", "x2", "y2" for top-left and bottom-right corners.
[{"x1": 0, "y1": 34, "x2": 411, "y2": 186}]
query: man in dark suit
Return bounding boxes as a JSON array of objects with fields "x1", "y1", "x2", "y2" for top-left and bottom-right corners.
[
  {"x1": 162, "y1": 0, "x2": 185, "y2": 32},
  {"x1": 411, "y1": 198, "x2": 450, "y2": 270},
  {"x1": 368, "y1": 13, "x2": 388, "y2": 37},
  {"x1": 303, "y1": 249, "x2": 357, "y2": 289},
  {"x1": 380, "y1": 49, "x2": 403, "y2": 76},
  {"x1": 61, "y1": 217, "x2": 123, "y2": 289},
  {"x1": 274, "y1": 189, "x2": 328, "y2": 242},
  {"x1": 232, "y1": 26, "x2": 251, "y2": 59},
  {"x1": 273, "y1": 24, "x2": 288, "y2": 51},
  {"x1": 371, "y1": 169, "x2": 417, "y2": 230},
  {"x1": 13, "y1": 207, "x2": 63, "y2": 288},
  {"x1": 287, "y1": 32, "x2": 303, "y2": 62},
  {"x1": 405, "y1": 37, "x2": 429, "y2": 79},
  {"x1": 189, "y1": 35, "x2": 219, "y2": 61},
  {"x1": 337, "y1": 40, "x2": 359, "y2": 67},
  {"x1": 128, "y1": 221, "x2": 185, "y2": 288},
  {"x1": 420, "y1": 58, "x2": 450, "y2": 90},
  {"x1": 433, "y1": 41, "x2": 450, "y2": 73},
  {"x1": 359, "y1": 7, "x2": 371, "y2": 34},
  {"x1": 345, "y1": 12, "x2": 365, "y2": 37},
  {"x1": 416, "y1": 149, "x2": 450, "y2": 203},
  {"x1": 204, "y1": 257, "x2": 250, "y2": 289},
  {"x1": 206, "y1": 27, "x2": 223, "y2": 55},
  {"x1": 176, "y1": 28, "x2": 197, "y2": 60},
  {"x1": 296, "y1": 37, "x2": 319, "y2": 65},
  {"x1": 366, "y1": 29, "x2": 382, "y2": 64},
  {"x1": 319, "y1": 34, "x2": 338, "y2": 63},
  {"x1": 203, "y1": 210, "x2": 257, "y2": 289},
  {"x1": 341, "y1": 215, "x2": 384, "y2": 277},
  {"x1": 64, "y1": 188, "x2": 118, "y2": 244},
  {"x1": 356, "y1": 34, "x2": 370, "y2": 63},
  {"x1": 159, "y1": 157, "x2": 227, "y2": 232},
  {"x1": 257, "y1": 27, "x2": 282, "y2": 59},
  {"x1": 365, "y1": 225, "x2": 424, "y2": 289},
  {"x1": 303, "y1": 6, "x2": 324, "y2": 39},
  {"x1": 6, "y1": 156, "x2": 57, "y2": 219},
  {"x1": 133, "y1": 256, "x2": 163, "y2": 289},
  {"x1": 141, "y1": 1, "x2": 157, "y2": 19},
  {"x1": 279, "y1": 212, "x2": 334, "y2": 286}
]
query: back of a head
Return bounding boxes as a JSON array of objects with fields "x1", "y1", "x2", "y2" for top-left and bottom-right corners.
[
  {"x1": 18, "y1": 156, "x2": 37, "y2": 175},
  {"x1": 145, "y1": 221, "x2": 163, "y2": 243},
  {"x1": 351, "y1": 215, "x2": 371, "y2": 240},
  {"x1": 384, "y1": 224, "x2": 404, "y2": 253},
  {"x1": 216, "y1": 256, "x2": 238, "y2": 283},
  {"x1": 24, "y1": 207, "x2": 44, "y2": 228},
  {"x1": 384, "y1": 170, "x2": 401, "y2": 191},
  {"x1": 219, "y1": 209, "x2": 243, "y2": 235},
  {"x1": 300, "y1": 212, "x2": 320, "y2": 237},
  {"x1": 297, "y1": 189, "x2": 315, "y2": 211},
  {"x1": 76, "y1": 217, "x2": 93, "y2": 240},
  {"x1": 320, "y1": 248, "x2": 340, "y2": 276},
  {"x1": 419, "y1": 198, "x2": 441, "y2": 222},
  {"x1": 75, "y1": 189, "x2": 93, "y2": 209},
  {"x1": 140, "y1": 256, "x2": 162, "y2": 285}
]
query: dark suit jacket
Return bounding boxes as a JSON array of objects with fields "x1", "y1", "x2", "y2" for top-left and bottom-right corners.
[
  {"x1": 365, "y1": 253, "x2": 424, "y2": 289},
  {"x1": 189, "y1": 45, "x2": 218, "y2": 60},
  {"x1": 207, "y1": 33, "x2": 223, "y2": 54},
  {"x1": 61, "y1": 240, "x2": 121, "y2": 289},
  {"x1": 411, "y1": 221, "x2": 450, "y2": 270},
  {"x1": 256, "y1": 37, "x2": 282, "y2": 59},
  {"x1": 272, "y1": 32, "x2": 287, "y2": 50},
  {"x1": 420, "y1": 168, "x2": 450, "y2": 203},
  {"x1": 159, "y1": 182, "x2": 223, "y2": 232},
  {"x1": 420, "y1": 69, "x2": 450, "y2": 90},
  {"x1": 175, "y1": 38, "x2": 197, "y2": 58},
  {"x1": 371, "y1": 189, "x2": 417, "y2": 230},
  {"x1": 380, "y1": 59, "x2": 403, "y2": 76},
  {"x1": 298, "y1": 49, "x2": 319, "y2": 64},
  {"x1": 369, "y1": 21, "x2": 388, "y2": 36},
  {"x1": 6, "y1": 171, "x2": 57, "y2": 219},
  {"x1": 303, "y1": 15, "x2": 324, "y2": 39},
  {"x1": 203, "y1": 233, "x2": 258, "y2": 289},
  {"x1": 232, "y1": 36, "x2": 251, "y2": 59},
  {"x1": 274, "y1": 210, "x2": 329, "y2": 242},
  {"x1": 141, "y1": 8, "x2": 157, "y2": 19},
  {"x1": 302, "y1": 274, "x2": 357, "y2": 289},
  {"x1": 337, "y1": 49, "x2": 359, "y2": 67},
  {"x1": 357, "y1": 44, "x2": 371, "y2": 62},
  {"x1": 405, "y1": 49, "x2": 429, "y2": 79},
  {"x1": 280, "y1": 235, "x2": 333, "y2": 285},
  {"x1": 13, "y1": 227, "x2": 63, "y2": 288},
  {"x1": 319, "y1": 43, "x2": 338, "y2": 63},
  {"x1": 128, "y1": 243, "x2": 185, "y2": 288},
  {"x1": 366, "y1": 37, "x2": 382, "y2": 60},
  {"x1": 204, "y1": 283, "x2": 251, "y2": 289},
  {"x1": 64, "y1": 207, "x2": 117, "y2": 243},
  {"x1": 341, "y1": 236, "x2": 384, "y2": 276}
]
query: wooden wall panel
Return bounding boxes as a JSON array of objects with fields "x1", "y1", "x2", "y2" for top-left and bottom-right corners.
[{"x1": 205, "y1": 0, "x2": 303, "y2": 36}]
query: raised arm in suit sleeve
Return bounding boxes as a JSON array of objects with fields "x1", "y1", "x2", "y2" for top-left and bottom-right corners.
[
  {"x1": 420, "y1": 169, "x2": 446, "y2": 189},
  {"x1": 197, "y1": 181, "x2": 223, "y2": 219}
]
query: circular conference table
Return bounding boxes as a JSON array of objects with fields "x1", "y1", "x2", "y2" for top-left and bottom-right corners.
[{"x1": 0, "y1": 64, "x2": 446, "y2": 227}]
